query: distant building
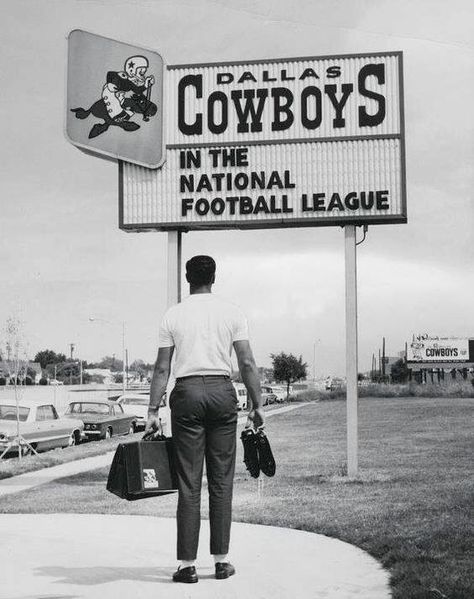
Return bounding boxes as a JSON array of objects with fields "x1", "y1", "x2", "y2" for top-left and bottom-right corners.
[
  {"x1": 84, "y1": 368, "x2": 115, "y2": 385},
  {"x1": 258, "y1": 367, "x2": 273, "y2": 382}
]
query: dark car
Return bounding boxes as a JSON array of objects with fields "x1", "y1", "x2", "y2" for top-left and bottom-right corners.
[{"x1": 64, "y1": 400, "x2": 137, "y2": 440}]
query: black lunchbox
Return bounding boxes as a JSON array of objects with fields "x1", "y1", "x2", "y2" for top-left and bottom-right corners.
[{"x1": 107, "y1": 434, "x2": 178, "y2": 501}]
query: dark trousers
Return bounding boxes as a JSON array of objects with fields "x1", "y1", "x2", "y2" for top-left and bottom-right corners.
[{"x1": 170, "y1": 375, "x2": 238, "y2": 561}]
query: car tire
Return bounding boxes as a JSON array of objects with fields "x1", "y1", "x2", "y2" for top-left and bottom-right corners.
[
  {"x1": 68, "y1": 430, "x2": 81, "y2": 447},
  {"x1": 105, "y1": 427, "x2": 112, "y2": 440},
  {"x1": 128, "y1": 422, "x2": 136, "y2": 435}
]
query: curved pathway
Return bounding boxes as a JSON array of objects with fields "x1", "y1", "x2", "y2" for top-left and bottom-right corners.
[
  {"x1": 0, "y1": 514, "x2": 391, "y2": 599},
  {"x1": 0, "y1": 403, "x2": 392, "y2": 598}
]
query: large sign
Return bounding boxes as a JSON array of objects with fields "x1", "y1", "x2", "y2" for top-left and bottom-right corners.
[
  {"x1": 407, "y1": 337, "x2": 471, "y2": 363},
  {"x1": 120, "y1": 51, "x2": 406, "y2": 231},
  {"x1": 66, "y1": 30, "x2": 165, "y2": 168}
]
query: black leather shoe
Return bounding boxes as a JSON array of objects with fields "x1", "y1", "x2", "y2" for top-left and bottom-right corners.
[
  {"x1": 172, "y1": 565, "x2": 198, "y2": 583},
  {"x1": 241, "y1": 428, "x2": 260, "y2": 478},
  {"x1": 215, "y1": 562, "x2": 236, "y2": 579},
  {"x1": 256, "y1": 428, "x2": 276, "y2": 477}
]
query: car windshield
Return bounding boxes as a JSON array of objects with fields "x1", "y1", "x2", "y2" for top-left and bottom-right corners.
[
  {"x1": 122, "y1": 397, "x2": 149, "y2": 406},
  {"x1": 67, "y1": 402, "x2": 110, "y2": 415},
  {"x1": 0, "y1": 405, "x2": 30, "y2": 421}
]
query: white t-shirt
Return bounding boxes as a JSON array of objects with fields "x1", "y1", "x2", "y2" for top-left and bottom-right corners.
[{"x1": 158, "y1": 293, "x2": 249, "y2": 378}]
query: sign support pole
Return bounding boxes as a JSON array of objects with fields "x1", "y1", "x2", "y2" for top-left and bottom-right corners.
[
  {"x1": 164, "y1": 231, "x2": 182, "y2": 436},
  {"x1": 167, "y1": 231, "x2": 182, "y2": 307},
  {"x1": 344, "y1": 225, "x2": 359, "y2": 477}
]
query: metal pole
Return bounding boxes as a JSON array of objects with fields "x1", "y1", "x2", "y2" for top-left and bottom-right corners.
[
  {"x1": 122, "y1": 321, "x2": 126, "y2": 396},
  {"x1": 382, "y1": 337, "x2": 386, "y2": 381},
  {"x1": 344, "y1": 225, "x2": 358, "y2": 477},
  {"x1": 165, "y1": 231, "x2": 182, "y2": 435},
  {"x1": 167, "y1": 231, "x2": 182, "y2": 306},
  {"x1": 313, "y1": 342, "x2": 316, "y2": 381}
]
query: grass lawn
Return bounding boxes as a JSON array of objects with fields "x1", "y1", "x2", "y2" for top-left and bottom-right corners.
[{"x1": 0, "y1": 396, "x2": 472, "y2": 598}]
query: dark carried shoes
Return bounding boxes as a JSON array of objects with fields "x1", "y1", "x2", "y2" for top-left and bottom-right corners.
[
  {"x1": 172, "y1": 565, "x2": 198, "y2": 583},
  {"x1": 241, "y1": 427, "x2": 276, "y2": 478},
  {"x1": 215, "y1": 562, "x2": 236, "y2": 579}
]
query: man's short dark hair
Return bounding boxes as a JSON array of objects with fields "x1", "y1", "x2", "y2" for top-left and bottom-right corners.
[{"x1": 186, "y1": 255, "x2": 216, "y2": 286}]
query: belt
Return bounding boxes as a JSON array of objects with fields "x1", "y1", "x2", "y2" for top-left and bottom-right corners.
[{"x1": 176, "y1": 375, "x2": 230, "y2": 382}]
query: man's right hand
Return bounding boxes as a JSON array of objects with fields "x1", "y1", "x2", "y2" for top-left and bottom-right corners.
[
  {"x1": 144, "y1": 413, "x2": 161, "y2": 437},
  {"x1": 246, "y1": 407, "x2": 265, "y2": 430}
]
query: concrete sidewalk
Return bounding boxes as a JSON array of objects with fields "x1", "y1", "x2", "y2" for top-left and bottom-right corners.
[
  {"x1": 0, "y1": 403, "x2": 305, "y2": 497},
  {"x1": 0, "y1": 403, "x2": 393, "y2": 598},
  {"x1": 0, "y1": 514, "x2": 392, "y2": 599}
]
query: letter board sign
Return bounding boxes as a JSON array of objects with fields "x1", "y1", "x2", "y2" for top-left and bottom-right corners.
[{"x1": 120, "y1": 51, "x2": 406, "y2": 231}]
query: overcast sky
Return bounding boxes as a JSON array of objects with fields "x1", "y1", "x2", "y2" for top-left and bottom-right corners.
[{"x1": 0, "y1": 0, "x2": 473, "y2": 376}]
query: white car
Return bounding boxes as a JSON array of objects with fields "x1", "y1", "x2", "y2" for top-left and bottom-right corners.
[
  {"x1": 0, "y1": 399, "x2": 84, "y2": 457},
  {"x1": 261, "y1": 384, "x2": 287, "y2": 403},
  {"x1": 115, "y1": 393, "x2": 167, "y2": 432},
  {"x1": 232, "y1": 383, "x2": 248, "y2": 410}
]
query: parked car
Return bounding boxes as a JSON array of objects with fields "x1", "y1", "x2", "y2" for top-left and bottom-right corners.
[
  {"x1": 260, "y1": 388, "x2": 277, "y2": 406},
  {"x1": 115, "y1": 392, "x2": 167, "y2": 432},
  {"x1": 64, "y1": 400, "x2": 137, "y2": 440},
  {"x1": 325, "y1": 376, "x2": 345, "y2": 391},
  {"x1": 232, "y1": 383, "x2": 248, "y2": 410},
  {"x1": 261, "y1": 384, "x2": 286, "y2": 403},
  {"x1": 0, "y1": 400, "x2": 84, "y2": 457}
]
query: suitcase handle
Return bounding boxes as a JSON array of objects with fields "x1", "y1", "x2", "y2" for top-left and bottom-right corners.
[{"x1": 142, "y1": 418, "x2": 166, "y2": 441}]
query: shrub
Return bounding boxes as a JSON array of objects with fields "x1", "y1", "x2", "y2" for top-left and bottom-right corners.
[{"x1": 293, "y1": 380, "x2": 474, "y2": 401}]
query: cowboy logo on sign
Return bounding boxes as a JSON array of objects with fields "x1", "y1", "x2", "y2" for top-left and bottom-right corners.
[
  {"x1": 66, "y1": 30, "x2": 165, "y2": 168},
  {"x1": 71, "y1": 55, "x2": 157, "y2": 138}
]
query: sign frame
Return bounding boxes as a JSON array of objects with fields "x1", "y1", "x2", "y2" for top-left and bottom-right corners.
[{"x1": 65, "y1": 29, "x2": 166, "y2": 169}]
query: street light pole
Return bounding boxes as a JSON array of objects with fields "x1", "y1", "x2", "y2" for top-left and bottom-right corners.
[
  {"x1": 89, "y1": 317, "x2": 127, "y2": 395},
  {"x1": 313, "y1": 339, "x2": 320, "y2": 381}
]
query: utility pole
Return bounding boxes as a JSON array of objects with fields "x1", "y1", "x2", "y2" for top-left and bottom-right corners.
[
  {"x1": 69, "y1": 343, "x2": 75, "y2": 360},
  {"x1": 382, "y1": 337, "x2": 386, "y2": 381},
  {"x1": 125, "y1": 348, "x2": 129, "y2": 389}
]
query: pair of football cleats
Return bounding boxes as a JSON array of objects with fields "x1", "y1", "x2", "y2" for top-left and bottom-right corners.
[{"x1": 241, "y1": 427, "x2": 276, "y2": 478}]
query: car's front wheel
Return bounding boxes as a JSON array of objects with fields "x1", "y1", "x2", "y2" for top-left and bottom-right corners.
[{"x1": 68, "y1": 430, "x2": 81, "y2": 447}]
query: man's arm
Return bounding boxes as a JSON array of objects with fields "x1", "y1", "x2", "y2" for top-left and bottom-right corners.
[
  {"x1": 145, "y1": 346, "x2": 174, "y2": 434},
  {"x1": 233, "y1": 340, "x2": 265, "y2": 429}
]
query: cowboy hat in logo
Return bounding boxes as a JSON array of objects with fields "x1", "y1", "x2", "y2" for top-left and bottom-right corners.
[{"x1": 66, "y1": 30, "x2": 165, "y2": 169}]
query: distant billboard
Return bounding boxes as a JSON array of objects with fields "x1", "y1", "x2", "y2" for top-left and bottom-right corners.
[
  {"x1": 407, "y1": 338, "x2": 470, "y2": 363},
  {"x1": 120, "y1": 51, "x2": 406, "y2": 231}
]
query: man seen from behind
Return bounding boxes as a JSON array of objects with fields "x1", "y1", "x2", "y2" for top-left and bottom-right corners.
[{"x1": 145, "y1": 255, "x2": 264, "y2": 583}]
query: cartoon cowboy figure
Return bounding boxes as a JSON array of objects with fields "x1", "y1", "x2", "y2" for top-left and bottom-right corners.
[{"x1": 71, "y1": 55, "x2": 157, "y2": 138}]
